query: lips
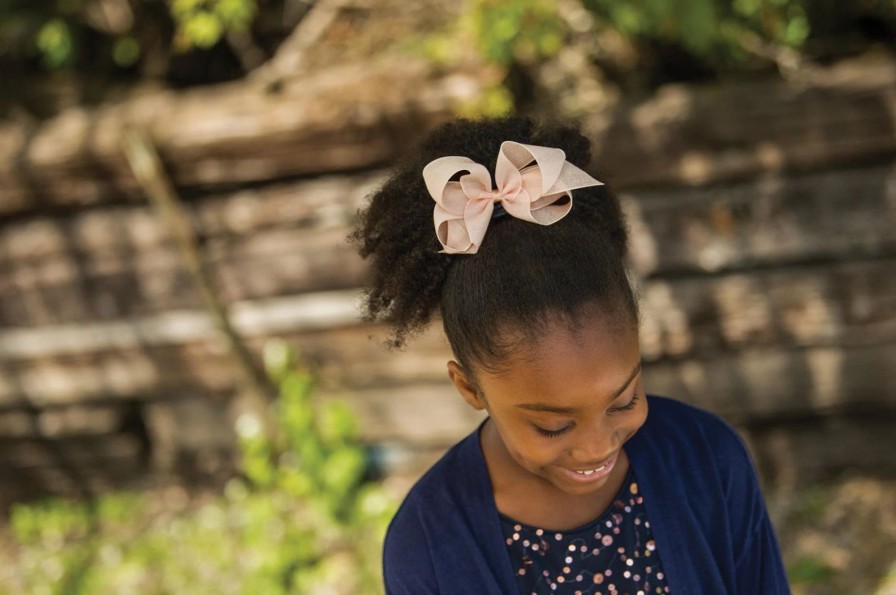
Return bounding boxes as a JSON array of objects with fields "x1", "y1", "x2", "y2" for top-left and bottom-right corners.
[{"x1": 558, "y1": 452, "x2": 617, "y2": 484}]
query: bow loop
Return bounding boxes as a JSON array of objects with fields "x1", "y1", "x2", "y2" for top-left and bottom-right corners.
[{"x1": 422, "y1": 141, "x2": 603, "y2": 254}]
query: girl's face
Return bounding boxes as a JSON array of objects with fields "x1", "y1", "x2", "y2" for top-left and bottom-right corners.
[{"x1": 448, "y1": 306, "x2": 647, "y2": 497}]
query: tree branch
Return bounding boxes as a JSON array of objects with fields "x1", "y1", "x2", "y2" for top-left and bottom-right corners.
[{"x1": 121, "y1": 127, "x2": 276, "y2": 440}]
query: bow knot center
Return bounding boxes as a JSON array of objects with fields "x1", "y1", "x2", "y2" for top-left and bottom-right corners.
[{"x1": 477, "y1": 184, "x2": 519, "y2": 202}]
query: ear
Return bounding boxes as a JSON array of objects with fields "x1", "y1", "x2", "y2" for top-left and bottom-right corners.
[{"x1": 447, "y1": 360, "x2": 487, "y2": 411}]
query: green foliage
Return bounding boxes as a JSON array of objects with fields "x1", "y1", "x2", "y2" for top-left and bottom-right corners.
[
  {"x1": 788, "y1": 555, "x2": 838, "y2": 585},
  {"x1": 4, "y1": 339, "x2": 395, "y2": 594},
  {"x1": 582, "y1": 0, "x2": 815, "y2": 63},
  {"x1": 35, "y1": 18, "x2": 74, "y2": 68},
  {"x1": 451, "y1": 0, "x2": 770, "y2": 69},
  {"x1": 586, "y1": 0, "x2": 722, "y2": 54},
  {"x1": 415, "y1": 0, "x2": 565, "y2": 117},
  {"x1": 0, "y1": 0, "x2": 259, "y2": 72},
  {"x1": 171, "y1": 0, "x2": 256, "y2": 51},
  {"x1": 462, "y1": 0, "x2": 566, "y2": 65},
  {"x1": 111, "y1": 36, "x2": 140, "y2": 67},
  {"x1": 423, "y1": 0, "x2": 896, "y2": 115}
]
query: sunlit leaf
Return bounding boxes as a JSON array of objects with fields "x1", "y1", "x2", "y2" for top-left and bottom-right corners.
[
  {"x1": 36, "y1": 18, "x2": 73, "y2": 68},
  {"x1": 112, "y1": 35, "x2": 140, "y2": 66},
  {"x1": 182, "y1": 11, "x2": 223, "y2": 49}
]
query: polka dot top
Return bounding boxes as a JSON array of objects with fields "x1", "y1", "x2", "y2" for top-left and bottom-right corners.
[{"x1": 499, "y1": 467, "x2": 670, "y2": 595}]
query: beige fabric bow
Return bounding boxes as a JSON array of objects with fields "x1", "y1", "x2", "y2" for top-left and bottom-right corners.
[{"x1": 422, "y1": 140, "x2": 603, "y2": 254}]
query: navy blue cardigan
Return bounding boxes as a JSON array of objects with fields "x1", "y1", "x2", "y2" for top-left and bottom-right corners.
[{"x1": 383, "y1": 396, "x2": 791, "y2": 594}]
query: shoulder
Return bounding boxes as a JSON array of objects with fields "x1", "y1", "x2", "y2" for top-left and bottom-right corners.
[
  {"x1": 638, "y1": 395, "x2": 755, "y2": 474},
  {"x1": 383, "y1": 429, "x2": 484, "y2": 590},
  {"x1": 385, "y1": 431, "x2": 474, "y2": 544},
  {"x1": 643, "y1": 393, "x2": 732, "y2": 430},
  {"x1": 642, "y1": 395, "x2": 745, "y2": 446},
  {"x1": 634, "y1": 397, "x2": 789, "y2": 591},
  {"x1": 382, "y1": 494, "x2": 437, "y2": 592},
  {"x1": 391, "y1": 426, "x2": 482, "y2": 514}
]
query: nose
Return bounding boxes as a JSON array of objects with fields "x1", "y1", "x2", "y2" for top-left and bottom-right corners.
[{"x1": 568, "y1": 419, "x2": 621, "y2": 463}]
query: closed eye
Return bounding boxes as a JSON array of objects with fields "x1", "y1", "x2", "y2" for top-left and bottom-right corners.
[
  {"x1": 533, "y1": 392, "x2": 639, "y2": 437},
  {"x1": 534, "y1": 424, "x2": 571, "y2": 438},
  {"x1": 610, "y1": 392, "x2": 639, "y2": 414}
]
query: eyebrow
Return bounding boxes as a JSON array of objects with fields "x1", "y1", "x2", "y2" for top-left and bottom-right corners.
[{"x1": 516, "y1": 361, "x2": 642, "y2": 414}]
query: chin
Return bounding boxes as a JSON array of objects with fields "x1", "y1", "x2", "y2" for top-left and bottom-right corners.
[{"x1": 552, "y1": 474, "x2": 613, "y2": 496}]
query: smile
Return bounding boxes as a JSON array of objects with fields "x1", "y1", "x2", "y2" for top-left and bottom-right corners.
[
  {"x1": 573, "y1": 465, "x2": 607, "y2": 476},
  {"x1": 558, "y1": 453, "x2": 618, "y2": 484}
]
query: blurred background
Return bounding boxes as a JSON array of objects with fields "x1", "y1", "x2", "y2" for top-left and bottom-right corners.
[{"x1": 1, "y1": 0, "x2": 895, "y2": 593}]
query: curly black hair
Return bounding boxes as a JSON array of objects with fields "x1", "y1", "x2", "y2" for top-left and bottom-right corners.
[{"x1": 350, "y1": 116, "x2": 637, "y2": 374}]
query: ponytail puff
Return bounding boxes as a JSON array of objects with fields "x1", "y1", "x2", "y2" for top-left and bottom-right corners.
[{"x1": 350, "y1": 116, "x2": 635, "y2": 366}]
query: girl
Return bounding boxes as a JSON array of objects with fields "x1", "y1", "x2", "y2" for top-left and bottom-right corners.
[{"x1": 351, "y1": 116, "x2": 790, "y2": 594}]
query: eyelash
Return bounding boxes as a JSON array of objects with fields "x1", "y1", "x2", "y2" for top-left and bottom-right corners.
[
  {"x1": 535, "y1": 426, "x2": 570, "y2": 439},
  {"x1": 533, "y1": 394, "x2": 640, "y2": 438},
  {"x1": 614, "y1": 393, "x2": 640, "y2": 413}
]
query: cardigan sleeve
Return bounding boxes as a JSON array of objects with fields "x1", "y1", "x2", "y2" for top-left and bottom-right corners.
[
  {"x1": 704, "y1": 413, "x2": 791, "y2": 594},
  {"x1": 383, "y1": 499, "x2": 440, "y2": 594},
  {"x1": 734, "y1": 510, "x2": 791, "y2": 594}
]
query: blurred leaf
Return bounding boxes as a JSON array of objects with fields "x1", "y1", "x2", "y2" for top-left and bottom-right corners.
[
  {"x1": 36, "y1": 18, "x2": 73, "y2": 68},
  {"x1": 322, "y1": 447, "x2": 366, "y2": 494},
  {"x1": 171, "y1": 0, "x2": 204, "y2": 20},
  {"x1": 788, "y1": 556, "x2": 837, "y2": 584},
  {"x1": 464, "y1": 0, "x2": 566, "y2": 65},
  {"x1": 466, "y1": 84, "x2": 515, "y2": 117},
  {"x1": 783, "y1": 11, "x2": 809, "y2": 46},
  {"x1": 213, "y1": 0, "x2": 256, "y2": 28},
  {"x1": 262, "y1": 338, "x2": 293, "y2": 381},
  {"x1": 112, "y1": 35, "x2": 140, "y2": 67},
  {"x1": 182, "y1": 11, "x2": 223, "y2": 48},
  {"x1": 318, "y1": 400, "x2": 358, "y2": 446}
]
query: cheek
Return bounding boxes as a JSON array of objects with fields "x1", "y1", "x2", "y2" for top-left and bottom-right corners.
[{"x1": 505, "y1": 431, "x2": 563, "y2": 467}]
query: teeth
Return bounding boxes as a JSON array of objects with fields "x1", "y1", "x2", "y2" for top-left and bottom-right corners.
[{"x1": 575, "y1": 465, "x2": 606, "y2": 476}]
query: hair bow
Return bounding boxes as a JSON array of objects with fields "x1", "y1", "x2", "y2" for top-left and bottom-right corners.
[{"x1": 421, "y1": 140, "x2": 603, "y2": 254}]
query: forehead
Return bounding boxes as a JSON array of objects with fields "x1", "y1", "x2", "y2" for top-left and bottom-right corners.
[{"x1": 478, "y1": 307, "x2": 641, "y2": 406}]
